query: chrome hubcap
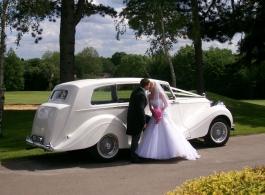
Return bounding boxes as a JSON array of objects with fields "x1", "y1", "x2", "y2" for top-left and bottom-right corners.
[
  {"x1": 210, "y1": 122, "x2": 227, "y2": 143},
  {"x1": 98, "y1": 134, "x2": 118, "y2": 158}
]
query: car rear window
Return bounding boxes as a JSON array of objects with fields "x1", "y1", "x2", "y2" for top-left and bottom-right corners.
[{"x1": 50, "y1": 90, "x2": 68, "y2": 101}]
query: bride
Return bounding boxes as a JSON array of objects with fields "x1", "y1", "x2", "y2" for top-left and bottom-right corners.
[{"x1": 136, "y1": 81, "x2": 201, "y2": 160}]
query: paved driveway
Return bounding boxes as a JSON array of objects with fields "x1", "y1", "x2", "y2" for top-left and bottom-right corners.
[{"x1": 1, "y1": 133, "x2": 265, "y2": 195}]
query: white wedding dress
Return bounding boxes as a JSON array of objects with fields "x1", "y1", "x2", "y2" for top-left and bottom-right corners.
[{"x1": 136, "y1": 99, "x2": 200, "y2": 160}]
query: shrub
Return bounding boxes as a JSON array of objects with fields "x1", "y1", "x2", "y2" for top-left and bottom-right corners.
[{"x1": 165, "y1": 166, "x2": 265, "y2": 195}]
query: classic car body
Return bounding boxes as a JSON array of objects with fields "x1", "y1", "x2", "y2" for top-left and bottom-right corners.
[{"x1": 26, "y1": 78, "x2": 235, "y2": 162}]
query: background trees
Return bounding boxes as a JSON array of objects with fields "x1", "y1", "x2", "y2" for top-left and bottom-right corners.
[
  {"x1": 4, "y1": 48, "x2": 24, "y2": 91},
  {"x1": 115, "y1": 54, "x2": 150, "y2": 78},
  {"x1": 75, "y1": 47, "x2": 103, "y2": 79},
  {"x1": 23, "y1": 58, "x2": 57, "y2": 91},
  {"x1": 14, "y1": 0, "x2": 117, "y2": 83},
  {"x1": 172, "y1": 45, "x2": 196, "y2": 90},
  {"x1": 1, "y1": 44, "x2": 265, "y2": 100},
  {"x1": 117, "y1": 0, "x2": 188, "y2": 87},
  {"x1": 100, "y1": 57, "x2": 115, "y2": 76}
]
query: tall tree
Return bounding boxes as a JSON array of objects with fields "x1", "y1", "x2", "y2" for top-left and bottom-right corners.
[
  {"x1": 117, "y1": 0, "x2": 188, "y2": 87},
  {"x1": 14, "y1": 0, "x2": 117, "y2": 83},
  {"x1": 236, "y1": 0, "x2": 265, "y2": 65},
  {"x1": 4, "y1": 47, "x2": 24, "y2": 91},
  {"x1": 0, "y1": 0, "x2": 9, "y2": 137},
  {"x1": 191, "y1": 0, "x2": 204, "y2": 94}
]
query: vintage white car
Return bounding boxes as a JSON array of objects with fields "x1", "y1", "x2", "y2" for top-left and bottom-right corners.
[{"x1": 26, "y1": 78, "x2": 235, "y2": 162}]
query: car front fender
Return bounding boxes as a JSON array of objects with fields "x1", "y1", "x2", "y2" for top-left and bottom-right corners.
[{"x1": 184, "y1": 106, "x2": 233, "y2": 139}]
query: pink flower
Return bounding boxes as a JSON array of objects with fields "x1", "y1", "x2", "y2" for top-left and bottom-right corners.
[{"x1": 153, "y1": 108, "x2": 162, "y2": 124}]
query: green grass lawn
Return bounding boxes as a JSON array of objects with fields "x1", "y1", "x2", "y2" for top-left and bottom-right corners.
[
  {"x1": 206, "y1": 92, "x2": 265, "y2": 136},
  {"x1": 5, "y1": 91, "x2": 51, "y2": 104},
  {"x1": 240, "y1": 100, "x2": 265, "y2": 106},
  {"x1": 0, "y1": 91, "x2": 265, "y2": 162}
]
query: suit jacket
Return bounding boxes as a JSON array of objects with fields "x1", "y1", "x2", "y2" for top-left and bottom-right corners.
[{"x1": 126, "y1": 87, "x2": 147, "y2": 136}]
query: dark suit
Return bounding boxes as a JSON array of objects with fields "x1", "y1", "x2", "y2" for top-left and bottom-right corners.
[{"x1": 127, "y1": 87, "x2": 149, "y2": 161}]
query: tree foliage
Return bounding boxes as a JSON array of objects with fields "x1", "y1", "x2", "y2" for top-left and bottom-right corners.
[
  {"x1": 117, "y1": 0, "x2": 188, "y2": 87},
  {"x1": 111, "y1": 52, "x2": 127, "y2": 66},
  {"x1": 24, "y1": 58, "x2": 57, "y2": 91},
  {"x1": 75, "y1": 47, "x2": 103, "y2": 79},
  {"x1": 41, "y1": 51, "x2": 60, "y2": 89},
  {"x1": 236, "y1": 0, "x2": 265, "y2": 64},
  {"x1": 13, "y1": 0, "x2": 117, "y2": 83},
  {"x1": 4, "y1": 47, "x2": 24, "y2": 91},
  {"x1": 115, "y1": 54, "x2": 150, "y2": 78},
  {"x1": 172, "y1": 45, "x2": 196, "y2": 90},
  {"x1": 100, "y1": 57, "x2": 115, "y2": 76}
]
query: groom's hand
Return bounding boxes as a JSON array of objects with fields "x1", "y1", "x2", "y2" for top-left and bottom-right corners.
[{"x1": 143, "y1": 124, "x2": 147, "y2": 129}]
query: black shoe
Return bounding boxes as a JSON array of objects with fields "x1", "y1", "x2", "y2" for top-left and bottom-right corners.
[{"x1": 131, "y1": 159, "x2": 144, "y2": 164}]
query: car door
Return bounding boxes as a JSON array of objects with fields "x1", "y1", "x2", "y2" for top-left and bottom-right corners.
[
  {"x1": 160, "y1": 83, "x2": 191, "y2": 139},
  {"x1": 116, "y1": 83, "x2": 133, "y2": 124}
]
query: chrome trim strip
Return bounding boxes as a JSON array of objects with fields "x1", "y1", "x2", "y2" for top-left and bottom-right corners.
[{"x1": 26, "y1": 136, "x2": 54, "y2": 151}]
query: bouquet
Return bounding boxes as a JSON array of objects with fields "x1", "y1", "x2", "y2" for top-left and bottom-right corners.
[{"x1": 153, "y1": 108, "x2": 162, "y2": 124}]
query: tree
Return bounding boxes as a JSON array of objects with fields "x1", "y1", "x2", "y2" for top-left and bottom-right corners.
[
  {"x1": 14, "y1": 0, "x2": 117, "y2": 83},
  {"x1": 42, "y1": 50, "x2": 60, "y2": 68},
  {"x1": 190, "y1": 0, "x2": 204, "y2": 95},
  {"x1": 236, "y1": 0, "x2": 265, "y2": 65},
  {"x1": 24, "y1": 58, "x2": 57, "y2": 91},
  {"x1": 100, "y1": 57, "x2": 115, "y2": 76},
  {"x1": 117, "y1": 0, "x2": 188, "y2": 87},
  {"x1": 148, "y1": 50, "x2": 171, "y2": 82},
  {"x1": 41, "y1": 51, "x2": 60, "y2": 89},
  {"x1": 172, "y1": 45, "x2": 196, "y2": 90},
  {"x1": 111, "y1": 52, "x2": 127, "y2": 66},
  {"x1": 75, "y1": 47, "x2": 103, "y2": 79},
  {"x1": 0, "y1": 0, "x2": 8, "y2": 137},
  {"x1": 115, "y1": 54, "x2": 150, "y2": 78},
  {"x1": 4, "y1": 47, "x2": 24, "y2": 91},
  {"x1": 203, "y1": 47, "x2": 236, "y2": 95},
  {"x1": 1, "y1": 0, "x2": 59, "y2": 136}
]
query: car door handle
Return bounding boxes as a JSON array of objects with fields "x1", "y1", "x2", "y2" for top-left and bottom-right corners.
[{"x1": 171, "y1": 101, "x2": 179, "y2": 104}]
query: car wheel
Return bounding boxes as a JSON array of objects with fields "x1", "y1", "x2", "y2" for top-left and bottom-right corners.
[
  {"x1": 89, "y1": 134, "x2": 119, "y2": 162},
  {"x1": 204, "y1": 118, "x2": 230, "y2": 147}
]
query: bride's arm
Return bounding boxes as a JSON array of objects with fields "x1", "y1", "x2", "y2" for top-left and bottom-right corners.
[
  {"x1": 148, "y1": 95, "x2": 154, "y2": 113},
  {"x1": 160, "y1": 92, "x2": 168, "y2": 111}
]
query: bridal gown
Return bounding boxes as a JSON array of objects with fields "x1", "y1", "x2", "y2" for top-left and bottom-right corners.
[{"x1": 136, "y1": 99, "x2": 200, "y2": 160}]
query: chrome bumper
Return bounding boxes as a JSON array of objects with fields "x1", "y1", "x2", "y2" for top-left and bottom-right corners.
[
  {"x1": 231, "y1": 124, "x2": 236, "y2": 130},
  {"x1": 26, "y1": 136, "x2": 54, "y2": 151}
]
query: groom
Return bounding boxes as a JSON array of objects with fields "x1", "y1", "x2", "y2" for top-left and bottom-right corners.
[{"x1": 126, "y1": 78, "x2": 151, "y2": 163}]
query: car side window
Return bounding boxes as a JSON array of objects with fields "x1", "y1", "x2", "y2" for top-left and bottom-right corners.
[
  {"x1": 117, "y1": 84, "x2": 139, "y2": 103},
  {"x1": 91, "y1": 85, "x2": 116, "y2": 105}
]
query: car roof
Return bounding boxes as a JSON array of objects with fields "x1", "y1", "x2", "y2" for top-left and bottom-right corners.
[{"x1": 58, "y1": 78, "x2": 169, "y2": 88}]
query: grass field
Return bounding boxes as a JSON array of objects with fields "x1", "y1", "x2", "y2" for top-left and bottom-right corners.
[
  {"x1": 240, "y1": 100, "x2": 265, "y2": 106},
  {"x1": 0, "y1": 91, "x2": 265, "y2": 162},
  {"x1": 4, "y1": 91, "x2": 51, "y2": 104}
]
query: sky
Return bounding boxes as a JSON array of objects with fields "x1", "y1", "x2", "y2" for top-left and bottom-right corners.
[{"x1": 5, "y1": 0, "x2": 241, "y2": 60}]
